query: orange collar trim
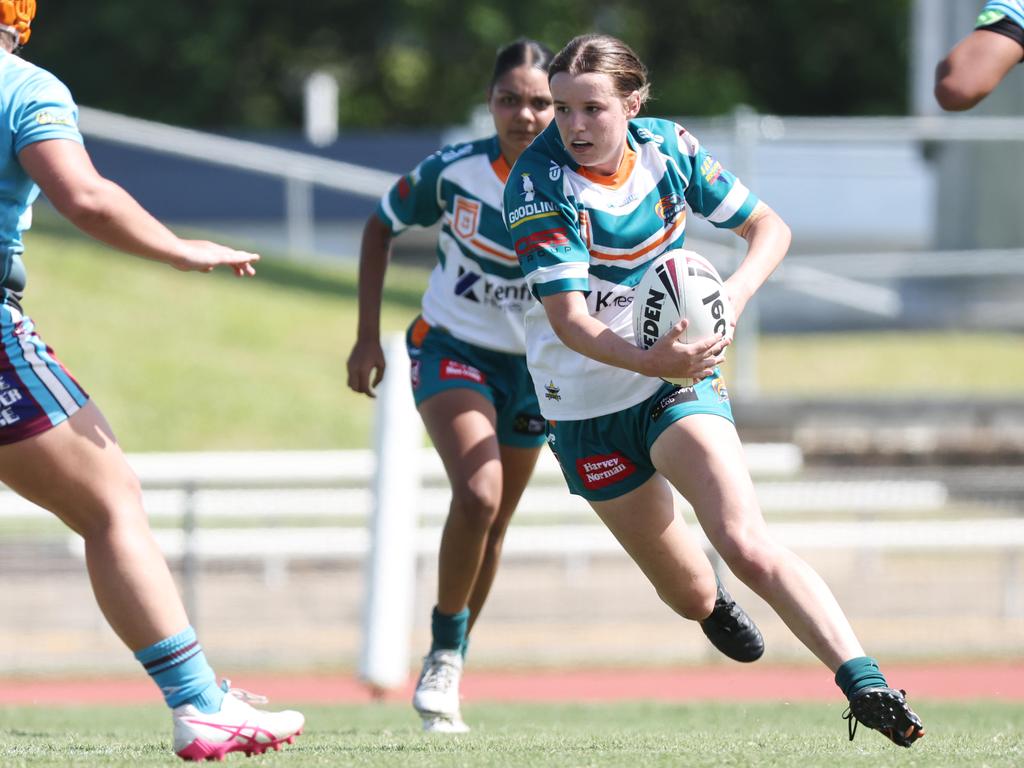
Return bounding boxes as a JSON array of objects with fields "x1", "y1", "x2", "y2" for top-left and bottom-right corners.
[
  {"x1": 491, "y1": 154, "x2": 512, "y2": 184},
  {"x1": 577, "y1": 144, "x2": 637, "y2": 189}
]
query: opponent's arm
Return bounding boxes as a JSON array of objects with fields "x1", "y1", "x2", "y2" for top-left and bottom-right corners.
[
  {"x1": 935, "y1": 29, "x2": 1023, "y2": 111},
  {"x1": 727, "y1": 202, "x2": 791, "y2": 321},
  {"x1": 541, "y1": 291, "x2": 726, "y2": 382},
  {"x1": 346, "y1": 214, "x2": 393, "y2": 397},
  {"x1": 18, "y1": 138, "x2": 258, "y2": 276}
]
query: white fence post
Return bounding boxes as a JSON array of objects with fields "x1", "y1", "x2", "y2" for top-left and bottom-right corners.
[{"x1": 359, "y1": 333, "x2": 423, "y2": 691}]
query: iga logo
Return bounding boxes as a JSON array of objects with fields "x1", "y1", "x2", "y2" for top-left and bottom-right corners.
[
  {"x1": 521, "y1": 172, "x2": 536, "y2": 202},
  {"x1": 576, "y1": 451, "x2": 637, "y2": 490},
  {"x1": 452, "y1": 195, "x2": 480, "y2": 238}
]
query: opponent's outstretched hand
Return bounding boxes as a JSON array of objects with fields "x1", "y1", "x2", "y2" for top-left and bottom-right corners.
[{"x1": 171, "y1": 240, "x2": 260, "y2": 277}]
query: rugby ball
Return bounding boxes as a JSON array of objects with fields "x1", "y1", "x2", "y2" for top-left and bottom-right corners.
[{"x1": 632, "y1": 248, "x2": 733, "y2": 386}]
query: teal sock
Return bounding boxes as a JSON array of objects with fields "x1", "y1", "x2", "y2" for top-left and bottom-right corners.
[
  {"x1": 835, "y1": 656, "x2": 889, "y2": 699},
  {"x1": 460, "y1": 634, "x2": 471, "y2": 660},
  {"x1": 133, "y1": 626, "x2": 225, "y2": 713},
  {"x1": 430, "y1": 606, "x2": 469, "y2": 654}
]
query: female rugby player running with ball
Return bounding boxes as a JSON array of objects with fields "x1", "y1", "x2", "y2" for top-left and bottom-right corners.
[
  {"x1": 347, "y1": 39, "x2": 555, "y2": 733},
  {"x1": 504, "y1": 34, "x2": 924, "y2": 748},
  {"x1": 0, "y1": 2, "x2": 303, "y2": 761}
]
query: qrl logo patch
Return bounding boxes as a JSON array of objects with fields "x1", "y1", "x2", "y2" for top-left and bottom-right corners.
[
  {"x1": 576, "y1": 451, "x2": 637, "y2": 490},
  {"x1": 440, "y1": 359, "x2": 485, "y2": 384},
  {"x1": 452, "y1": 195, "x2": 480, "y2": 238}
]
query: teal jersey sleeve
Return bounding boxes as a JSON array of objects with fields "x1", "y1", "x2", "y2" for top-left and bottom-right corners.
[
  {"x1": 504, "y1": 143, "x2": 590, "y2": 299},
  {"x1": 375, "y1": 144, "x2": 473, "y2": 234},
  {"x1": 11, "y1": 67, "x2": 82, "y2": 153},
  {"x1": 638, "y1": 118, "x2": 759, "y2": 230}
]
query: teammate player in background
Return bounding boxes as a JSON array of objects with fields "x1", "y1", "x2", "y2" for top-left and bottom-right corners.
[
  {"x1": 935, "y1": 1, "x2": 1024, "y2": 110},
  {"x1": 504, "y1": 34, "x2": 925, "y2": 748},
  {"x1": 346, "y1": 39, "x2": 555, "y2": 733},
  {"x1": 0, "y1": 4, "x2": 303, "y2": 761}
]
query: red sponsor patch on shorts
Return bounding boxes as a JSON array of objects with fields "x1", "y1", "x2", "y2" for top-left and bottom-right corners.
[
  {"x1": 440, "y1": 358, "x2": 485, "y2": 384},
  {"x1": 576, "y1": 451, "x2": 637, "y2": 490}
]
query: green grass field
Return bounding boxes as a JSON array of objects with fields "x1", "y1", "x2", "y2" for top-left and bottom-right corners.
[
  {"x1": 17, "y1": 220, "x2": 1024, "y2": 451},
  {"x1": 1, "y1": 700, "x2": 1021, "y2": 767}
]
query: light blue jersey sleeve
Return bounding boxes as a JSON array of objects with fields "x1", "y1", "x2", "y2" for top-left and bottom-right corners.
[
  {"x1": 9, "y1": 66, "x2": 82, "y2": 153},
  {"x1": 504, "y1": 141, "x2": 590, "y2": 299},
  {"x1": 977, "y1": 1, "x2": 1024, "y2": 30}
]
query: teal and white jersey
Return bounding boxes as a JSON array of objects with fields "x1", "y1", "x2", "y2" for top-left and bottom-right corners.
[
  {"x1": 376, "y1": 136, "x2": 533, "y2": 354},
  {"x1": 977, "y1": 1, "x2": 1024, "y2": 30},
  {"x1": 0, "y1": 50, "x2": 83, "y2": 305},
  {"x1": 504, "y1": 118, "x2": 758, "y2": 420}
]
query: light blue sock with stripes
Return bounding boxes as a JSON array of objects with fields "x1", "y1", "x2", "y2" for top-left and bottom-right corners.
[{"x1": 133, "y1": 626, "x2": 224, "y2": 713}]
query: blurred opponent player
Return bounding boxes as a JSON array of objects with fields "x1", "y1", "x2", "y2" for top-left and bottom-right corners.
[
  {"x1": 936, "y1": 1, "x2": 1024, "y2": 110},
  {"x1": 0, "y1": 2, "x2": 303, "y2": 760},
  {"x1": 347, "y1": 39, "x2": 554, "y2": 733},
  {"x1": 505, "y1": 33, "x2": 925, "y2": 749}
]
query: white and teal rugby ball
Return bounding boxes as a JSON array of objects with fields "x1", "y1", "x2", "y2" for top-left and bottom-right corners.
[{"x1": 631, "y1": 248, "x2": 733, "y2": 386}]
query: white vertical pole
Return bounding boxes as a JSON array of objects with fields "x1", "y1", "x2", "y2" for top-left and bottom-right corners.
[
  {"x1": 359, "y1": 333, "x2": 423, "y2": 692},
  {"x1": 284, "y1": 177, "x2": 315, "y2": 259},
  {"x1": 303, "y1": 70, "x2": 340, "y2": 147}
]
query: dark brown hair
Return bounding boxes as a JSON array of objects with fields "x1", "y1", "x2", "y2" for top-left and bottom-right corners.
[
  {"x1": 548, "y1": 34, "x2": 650, "y2": 105},
  {"x1": 490, "y1": 38, "x2": 554, "y2": 92}
]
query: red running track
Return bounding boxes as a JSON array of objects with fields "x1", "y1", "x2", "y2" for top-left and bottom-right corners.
[{"x1": 1, "y1": 663, "x2": 1022, "y2": 706}]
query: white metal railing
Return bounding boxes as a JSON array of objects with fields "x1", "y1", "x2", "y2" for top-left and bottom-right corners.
[{"x1": 78, "y1": 106, "x2": 396, "y2": 258}]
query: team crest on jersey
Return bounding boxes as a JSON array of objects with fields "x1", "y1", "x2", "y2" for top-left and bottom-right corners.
[
  {"x1": 655, "y1": 194, "x2": 686, "y2": 223},
  {"x1": 521, "y1": 172, "x2": 536, "y2": 202},
  {"x1": 452, "y1": 195, "x2": 480, "y2": 238},
  {"x1": 544, "y1": 380, "x2": 562, "y2": 401},
  {"x1": 548, "y1": 161, "x2": 562, "y2": 181}
]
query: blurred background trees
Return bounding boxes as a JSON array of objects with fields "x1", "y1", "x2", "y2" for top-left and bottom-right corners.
[{"x1": 26, "y1": 0, "x2": 910, "y2": 130}]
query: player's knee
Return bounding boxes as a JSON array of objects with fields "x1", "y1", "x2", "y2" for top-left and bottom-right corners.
[
  {"x1": 450, "y1": 480, "x2": 501, "y2": 531},
  {"x1": 715, "y1": 536, "x2": 777, "y2": 591}
]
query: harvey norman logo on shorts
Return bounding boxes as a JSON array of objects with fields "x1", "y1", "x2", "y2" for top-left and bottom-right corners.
[
  {"x1": 440, "y1": 359, "x2": 486, "y2": 384},
  {"x1": 576, "y1": 451, "x2": 637, "y2": 490}
]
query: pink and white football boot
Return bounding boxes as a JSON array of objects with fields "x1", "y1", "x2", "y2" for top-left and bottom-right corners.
[{"x1": 172, "y1": 682, "x2": 304, "y2": 761}]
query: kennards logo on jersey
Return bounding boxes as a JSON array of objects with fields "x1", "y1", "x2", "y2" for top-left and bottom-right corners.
[{"x1": 455, "y1": 266, "x2": 531, "y2": 311}]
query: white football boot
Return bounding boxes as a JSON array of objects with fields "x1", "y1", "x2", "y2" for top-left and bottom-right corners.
[
  {"x1": 412, "y1": 649, "x2": 470, "y2": 733},
  {"x1": 172, "y1": 682, "x2": 304, "y2": 761}
]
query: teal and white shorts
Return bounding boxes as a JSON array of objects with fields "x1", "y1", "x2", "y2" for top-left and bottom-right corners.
[{"x1": 546, "y1": 373, "x2": 733, "y2": 502}]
